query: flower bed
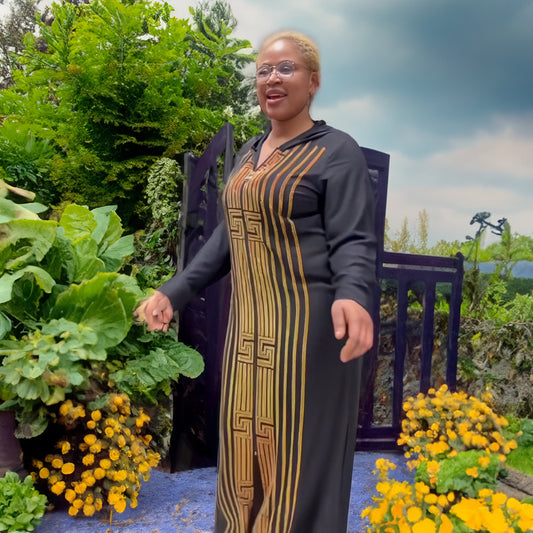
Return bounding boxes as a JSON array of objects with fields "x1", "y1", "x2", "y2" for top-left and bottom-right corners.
[
  {"x1": 362, "y1": 385, "x2": 533, "y2": 532},
  {"x1": 32, "y1": 394, "x2": 159, "y2": 516}
]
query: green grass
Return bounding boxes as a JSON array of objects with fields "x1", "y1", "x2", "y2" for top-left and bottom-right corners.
[{"x1": 506, "y1": 445, "x2": 533, "y2": 476}]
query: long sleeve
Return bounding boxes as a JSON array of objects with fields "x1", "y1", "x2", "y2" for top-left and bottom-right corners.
[
  {"x1": 321, "y1": 134, "x2": 378, "y2": 314},
  {"x1": 158, "y1": 221, "x2": 231, "y2": 312}
]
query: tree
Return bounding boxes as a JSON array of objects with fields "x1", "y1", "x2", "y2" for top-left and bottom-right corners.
[
  {"x1": 485, "y1": 222, "x2": 533, "y2": 279},
  {"x1": 0, "y1": 0, "x2": 39, "y2": 89},
  {"x1": 0, "y1": 0, "x2": 262, "y2": 227}
]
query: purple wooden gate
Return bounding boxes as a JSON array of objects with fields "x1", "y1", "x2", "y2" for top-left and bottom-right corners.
[{"x1": 169, "y1": 123, "x2": 464, "y2": 470}]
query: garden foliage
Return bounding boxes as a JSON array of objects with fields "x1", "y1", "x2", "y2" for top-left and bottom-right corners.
[
  {"x1": 0, "y1": 471, "x2": 47, "y2": 532},
  {"x1": 0, "y1": 191, "x2": 204, "y2": 439},
  {"x1": 363, "y1": 386, "x2": 533, "y2": 533},
  {"x1": 0, "y1": 190, "x2": 204, "y2": 514},
  {"x1": 0, "y1": 0, "x2": 262, "y2": 228}
]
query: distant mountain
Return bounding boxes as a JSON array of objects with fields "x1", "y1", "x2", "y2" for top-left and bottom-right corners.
[
  {"x1": 513, "y1": 261, "x2": 533, "y2": 279},
  {"x1": 471, "y1": 261, "x2": 533, "y2": 279}
]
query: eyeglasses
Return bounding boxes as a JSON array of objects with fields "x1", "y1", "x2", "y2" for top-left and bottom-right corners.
[{"x1": 256, "y1": 60, "x2": 297, "y2": 81}]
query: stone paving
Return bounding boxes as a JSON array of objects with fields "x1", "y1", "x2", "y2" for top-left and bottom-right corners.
[{"x1": 35, "y1": 451, "x2": 413, "y2": 533}]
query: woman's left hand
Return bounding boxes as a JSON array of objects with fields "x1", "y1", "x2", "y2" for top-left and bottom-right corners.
[{"x1": 331, "y1": 299, "x2": 374, "y2": 363}]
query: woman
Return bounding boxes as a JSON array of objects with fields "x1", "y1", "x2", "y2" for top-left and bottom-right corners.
[{"x1": 140, "y1": 31, "x2": 377, "y2": 533}]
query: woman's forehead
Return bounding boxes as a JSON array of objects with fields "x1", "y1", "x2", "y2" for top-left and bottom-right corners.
[{"x1": 257, "y1": 39, "x2": 301, "y2": 63}]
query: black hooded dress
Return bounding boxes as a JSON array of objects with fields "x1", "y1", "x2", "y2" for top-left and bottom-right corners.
[{"x1": 160, "y1": 121, "x2": 377, "y2": 533}]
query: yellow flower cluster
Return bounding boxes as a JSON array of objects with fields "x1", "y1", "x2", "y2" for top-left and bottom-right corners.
[
  {"x1": 32, "y1": 393, "x2": 160, "y2": 517},
  {"x1": 362, "y1": 459, "x2": 455, "y2": 533},
  {"x1": 398, "y1": 385, "x2": 517, "y2": 469},
  {"x1": 362, "y1": 460, "x2": 533, "y2": 533}
]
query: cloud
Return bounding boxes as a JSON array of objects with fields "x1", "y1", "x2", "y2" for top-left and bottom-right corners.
[
  {"x1": 383, "y1": 114, "x2": 533, "y2": 244},
  {"x1": 164, "y1": 0, "x2": 533, "y2": 247}
]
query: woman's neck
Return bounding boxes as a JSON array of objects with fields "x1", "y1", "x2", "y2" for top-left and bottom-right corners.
[{"x1": 268, "y1": 116, "x2": 315, "y2": 146}]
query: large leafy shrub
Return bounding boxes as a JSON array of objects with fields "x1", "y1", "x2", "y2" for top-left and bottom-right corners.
[{"x1": 0, "y1": 191, "x2": 203, "y2": 438}]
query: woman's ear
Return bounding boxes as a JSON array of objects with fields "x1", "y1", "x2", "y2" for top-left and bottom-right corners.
[{"x1": 309, "y1": 71, "x2": 320, "y2": 97}]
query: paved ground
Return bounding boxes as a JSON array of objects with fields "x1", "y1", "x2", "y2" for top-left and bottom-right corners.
[{"x1": 35, "y1": 451, "x2": 413, "y2": 533}]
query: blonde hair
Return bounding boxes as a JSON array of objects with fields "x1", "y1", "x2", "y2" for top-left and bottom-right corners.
[{"x1": 258, "y1": 31, "x2": 321, "y2": 74}]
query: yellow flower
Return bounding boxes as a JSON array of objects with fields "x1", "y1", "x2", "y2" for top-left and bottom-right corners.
[
  {"x1": 61, "y1": 462, "x2": 75, "y2": 475},
  {"x1": 67, "y1": 506, "x2": 78, "y2": 517},
  {"x1": 105, "y1": 427, "x2": 115, "y2": 438},
  {"x1": 424, "y1": 493, "x2": 438, "y2": 505},
  {"x1": 94, "y1": 468, "x2": 106, "y2": 480},
  {"x1": 51, "y1": 457, "x2": 63, "y2": 469},
  {"x1": 72, "y1": 498, "x2": 84, "y2": 509},
  {"x1": 407, "y1": 506, "x2": 422, "y2": 523},
  {"x1": 438, "y1": 514, "x2": 453, "y2": 533},
  {"x1": 83, "y1": 504, "x2": 96, "y2": 517},
  {"x1": 94, "y1": 498, "x2": 103, "y2": 511},
  {"x1": 89, "y1": 442, "x2": 102, "y2": 454},
  {"x1": 413, "y1": 518, "x2": 436, "y2": 533},
  {"x1": 91, "y1": 410, "x2": 102, "y2": 421},
  {"x1": 489, "y1": 442, "x2": 500, "y2": 452},
  {"x1": 82, "y1": 454, "x2": 95, "y2": 466},
  {"x1": 87, "y1": 420, "x2": 96, "y2": 430},
  {"x1": 451, "y1": 498, "x2": 484, "y2": 529},
  {"x1": 428, "y1": 505, "x2": 440, "y2": 516},
  {"x1": 117, "y1": 434, "x2": 127, "y2": 448},
  {"x1": 114, "y1": 498, "x2": 127, "y2": 513},
  {"x1": 115, "y1": 470, "x2": 128, "y2": 482},
  {"x1": 100, "y1": 458, "x2": 112, "y2": 470},
  {"x1": 478, "y1": 456, "x2": 491, "y2": 468},
  {"x1": 65, "y1": 489, "x2": 77, "y2": 503},
  {"x1": 84, "y1": 434, "x2": 97, "y2": 446},
  {"x1": 446, "y1": 429, "x2": 458, "y2": 440},
  {"x1": 466, "y1": 467, "x2": 479, "y2": 478},
  {"x1": 74, "y1": 482, "x2": 87, "y2": 494},
  {"x1": 437, "y1": 494, "x2": 448, "y2": 508},
  {"x1": 39, "y1": 467, "x2": 50, "y2": 479},
  {"x1": 59, "y1": 401, "x2": 71, "y2": 416},
  {"x1": 109, "y1": 449, "x2": 120, "y2": 461},
  {"x1": 51, "y1": 481, "x2": 66, "y2": 495},
  {"x1": 108, "y1": 491, "x2": 121, "y2": 506},
  {"x1": 135, "y1": 410, "x2": 150, "y2": 428}
]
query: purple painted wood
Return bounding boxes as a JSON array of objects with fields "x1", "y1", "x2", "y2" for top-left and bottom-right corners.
[{"x1": 170, "y1": 123, "x2": 233, "y2": 471}]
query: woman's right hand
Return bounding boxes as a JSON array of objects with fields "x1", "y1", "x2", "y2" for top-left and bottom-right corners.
[{"x1": 135, "y1": 290, "x2": 174, "y2": 332}]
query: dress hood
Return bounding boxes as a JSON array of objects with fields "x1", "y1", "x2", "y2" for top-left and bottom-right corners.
[{"x1": 250, "y1": 120, "x2": 331, "y2": 153}]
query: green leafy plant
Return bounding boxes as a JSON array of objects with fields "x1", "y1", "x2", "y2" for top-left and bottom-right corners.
[
  {"x1": 0, "y1": 191, "x2": 203, "y2": 440},
  {"x1": 0, "y1": 471, "x2": 47, "y2": 532}
]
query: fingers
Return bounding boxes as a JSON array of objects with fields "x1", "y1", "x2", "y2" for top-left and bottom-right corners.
[
  {"x1": 332, "y1": 299, "x2": 374, "y2": 363},
  {"x1": 331, "y1": 300, "x2": 347, "y2": 340},
  {"x1": 135, "y1": 291, "x2": 174, "y2": 332}
]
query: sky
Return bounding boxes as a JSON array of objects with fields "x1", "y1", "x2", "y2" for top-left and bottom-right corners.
[
  {"x1": 169, "y1": 0, "x2": 533, "y2": 246},
  {"x1": 1, "y1": 0, "x2": 532, "y2": 245}
]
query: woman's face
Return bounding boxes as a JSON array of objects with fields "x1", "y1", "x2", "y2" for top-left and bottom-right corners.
[{"x1": 256, "y1": 39, "x2": 319, "y2": 124}]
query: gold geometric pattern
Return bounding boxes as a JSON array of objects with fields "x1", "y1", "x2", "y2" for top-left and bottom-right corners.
[{"x1": 216, "y1": 144, "x2": 326, "y2": 532}]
